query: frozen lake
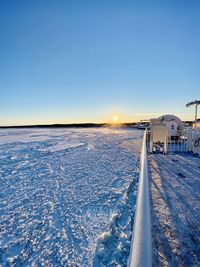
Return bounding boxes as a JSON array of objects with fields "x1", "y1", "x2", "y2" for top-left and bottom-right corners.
[{"x1": 0, "y1": 128, "x2": 142, "y2": 266}]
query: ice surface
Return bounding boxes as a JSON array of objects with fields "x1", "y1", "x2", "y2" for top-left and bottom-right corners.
[{"x1": 0, "y1": 128, "x2": 142, "y2": 266}]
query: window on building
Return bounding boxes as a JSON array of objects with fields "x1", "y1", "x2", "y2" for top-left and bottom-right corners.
[{"x1": 171, "y1": 125, "x2": 175, "y2": 130}]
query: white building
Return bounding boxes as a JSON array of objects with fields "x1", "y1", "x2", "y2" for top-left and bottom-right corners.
[
  {"x1": 149, "y1": 114, "x2": 184, "y2": 153},
  {"x1": 150, "y1": 114, "x2": 184, "y2": 141}
]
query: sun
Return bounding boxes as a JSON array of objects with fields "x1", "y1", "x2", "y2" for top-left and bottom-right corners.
[{"x1": 112, "y1": 115, "x2": 119, "y2": 123}]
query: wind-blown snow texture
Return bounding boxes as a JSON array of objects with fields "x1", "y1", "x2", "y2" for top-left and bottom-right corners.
[
  {"x1": 150, "y1": 153, "x2": 200, "y2": 267},
  {"x1": 0, "y1": 128, "x2": 142, "y2": 266}
]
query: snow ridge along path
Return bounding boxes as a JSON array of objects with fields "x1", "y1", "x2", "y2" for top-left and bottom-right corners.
[{"x1": 0, "y1": 128, "x2": 142, "y2": 266}]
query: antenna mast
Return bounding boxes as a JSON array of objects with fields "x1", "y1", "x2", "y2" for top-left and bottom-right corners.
[{"x1": 186, "y1": 100, "x2": 200, "y2": 128}]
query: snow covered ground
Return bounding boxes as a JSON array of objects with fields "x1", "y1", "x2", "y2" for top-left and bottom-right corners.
[
  {"x1": 149, "y1": 153, "x2": 200, "y2": 267},
  {"x1": 0, "y1": 127, "x2": 142, "y2": 266}
]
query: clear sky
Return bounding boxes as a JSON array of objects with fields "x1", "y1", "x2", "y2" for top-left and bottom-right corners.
[{"x1": 0, "y1": 0, "x2": 200, "y2": 125}]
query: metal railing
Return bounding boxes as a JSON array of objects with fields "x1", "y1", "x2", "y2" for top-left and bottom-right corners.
[
  {"x1": 146, "y1": 129, "x2": 188, "y2": 154},
  {"x1": 166, "y1": 138, "x2": 187, "y2": 153},
  {"x1": 128, "y1": 129, "x2": 152, "y2": 267},
  {"x1": 187, "y1": 128, "x2": 200, "y2": 156}
]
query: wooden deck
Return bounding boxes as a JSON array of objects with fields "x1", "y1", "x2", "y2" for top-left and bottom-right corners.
[{"x1": 149, "y1": 153, "x2": 200, "y2": 267}]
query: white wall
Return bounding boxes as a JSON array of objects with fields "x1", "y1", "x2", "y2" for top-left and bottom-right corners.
[{"x1": 166, "y1": 121, "x2": 178, "y2": 137}]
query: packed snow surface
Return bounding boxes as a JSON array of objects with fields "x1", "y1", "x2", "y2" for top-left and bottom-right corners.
[
  {"x1": 0, "y1": 128, "x2": 142, "y2": 266},
  {"x1": 150, "y1": 153, "x2": 200, "y2": 267}
]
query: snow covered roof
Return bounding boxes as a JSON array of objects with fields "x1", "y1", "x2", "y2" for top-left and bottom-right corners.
[{"x1": 157, "y1": 115, "x2": 184, "y2": 129}]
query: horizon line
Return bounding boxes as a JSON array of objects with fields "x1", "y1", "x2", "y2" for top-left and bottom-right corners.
[
  {"x1": 0, "y1": 120, "x2": 194, "y2": 129},
  {"x1": 0, "y1": 122, "x2": 139, "y2": 129}
]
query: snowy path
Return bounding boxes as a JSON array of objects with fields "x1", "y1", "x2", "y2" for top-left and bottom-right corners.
[
  {"x1": 0, "y1": 128, "x2": 142, "y2": 266},
  {"x1": 149, "y1": 153, "x2": 200, "y2": 267}
]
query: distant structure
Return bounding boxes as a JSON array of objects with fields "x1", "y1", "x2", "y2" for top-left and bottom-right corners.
[{"x1": 186, "y1": 100, "x2": 200, "y2": 128}]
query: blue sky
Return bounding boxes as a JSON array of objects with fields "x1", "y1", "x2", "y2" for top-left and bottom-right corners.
[{"x1": 0, "y1": 0, "x2": 200, "y2": 125}]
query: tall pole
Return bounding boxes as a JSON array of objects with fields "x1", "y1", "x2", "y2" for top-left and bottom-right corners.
[{"x1": 186, "y1": 100, "x2": 200, "y2": 128}]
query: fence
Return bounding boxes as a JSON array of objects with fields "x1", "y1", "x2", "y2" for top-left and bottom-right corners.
[
  {"x1": 166, "y1": 135, "x2": 187, "y2": 153},
  {"x1": 146, "y1": 129, "x2": 188, "y2": 154},
  {"x1": 187, "y1": 128, "x2": 200, "y2": 156}
]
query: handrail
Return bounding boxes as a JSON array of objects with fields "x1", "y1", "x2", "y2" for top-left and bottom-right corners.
[{"x1": 128, "y1": 129, "x2": 152, "y2": 267}]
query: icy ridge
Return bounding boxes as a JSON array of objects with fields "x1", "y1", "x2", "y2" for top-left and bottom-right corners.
[{"x1": 93, "y1": 177, "x2": 138, "y2": 267}]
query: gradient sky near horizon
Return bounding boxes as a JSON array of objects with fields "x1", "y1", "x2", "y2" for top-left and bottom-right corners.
[{"x1": 0, "y1": 0, "x2": 200, "y2": 125}]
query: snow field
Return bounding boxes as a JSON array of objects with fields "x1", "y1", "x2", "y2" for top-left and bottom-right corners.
[{"x1": 0, "y1": 128, "x2": 142, "y2": 266}]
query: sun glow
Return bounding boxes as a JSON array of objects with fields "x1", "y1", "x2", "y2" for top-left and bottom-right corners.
[{"x1": 112, "y1": 115, "x2": 119, "y2": 123}]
